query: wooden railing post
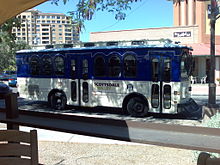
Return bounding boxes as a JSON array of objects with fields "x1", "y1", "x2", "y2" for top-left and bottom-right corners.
[{"x1": 5, "y1": 93, "x2": 19, "y2": 130}]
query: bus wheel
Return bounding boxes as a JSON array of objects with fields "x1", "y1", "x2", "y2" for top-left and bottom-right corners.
[
  {"x1": 127, "y1": 97, "x2": 148, "y2": 117},
  {"x1": 50, "y1": 92, "x2": 67, "y2": 110}
]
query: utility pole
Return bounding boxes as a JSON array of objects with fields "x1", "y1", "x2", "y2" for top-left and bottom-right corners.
[{"x1": 208, "y1": 0, "x2": 219, "y2": 106}]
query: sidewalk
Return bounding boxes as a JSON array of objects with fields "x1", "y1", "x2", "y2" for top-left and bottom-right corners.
[{"x1": 191, "y1": 84, "x2": 220, "y2": 96}]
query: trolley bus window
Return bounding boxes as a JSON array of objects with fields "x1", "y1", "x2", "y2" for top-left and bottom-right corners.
[
  {"x1": 109, "y1": 56, "x2": 121, "y2": 78},
  {"x1": 82, "y1": 82, "x2": 89, "y2": 103},
  {"x1": 42, "y1": 56, "x2": 52, "y2": 75},
  {"x1": 151, "y1": 84, "x2": 159, "y2": 108},
  {"x1": 71, "y1": 59, "x2": 76, "y2": 79},
  {"x1": 82, "y1": 59, "x2": 88, "y2": 79},
  {"x1": 181, "y1": 53, "x2": 189, "y2": 78},
  {"x1": 30, "y1": 56, "x2": 40, "y2": 76},
  {"x1": 163, "y1": 85, "x2": 171, "y2": 109},
  {"x1": 152, "y1": 58, "x2": 159, "y2": 82},
  {"x1": 71, "y1": 81, "x2": 77, "y2": 102},
  {"x1": 54, "y1": 56, "x2": 64, "y2": 76},
  {"x1": 163, "y1": 58, "x2": 171, "y2": 82},
  {"x1": 94, "y1": 56, "x2": 106, "y2": 77},
  {"x1": 123, "y1": 54, "x2": 136, "y2": 78}
]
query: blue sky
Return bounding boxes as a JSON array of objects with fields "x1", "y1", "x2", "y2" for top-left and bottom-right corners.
[{"x1": 35, "y1": 0, "x2": 173, "y2": 42}]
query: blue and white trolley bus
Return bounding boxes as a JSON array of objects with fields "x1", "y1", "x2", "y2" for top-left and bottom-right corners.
[{"x1": 16, "y1": 41, "x2": 199, "y2": 117}]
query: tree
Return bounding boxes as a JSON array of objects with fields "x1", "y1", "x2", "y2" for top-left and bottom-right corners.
[
  {"x1": 0, "y1": 17, "x2": 30, "y2": 72},
  {"x1": 52, "y1": 0, "x2": 141, "y2": 32}
]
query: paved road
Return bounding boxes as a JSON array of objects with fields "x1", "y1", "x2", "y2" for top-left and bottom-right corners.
[{"x1": 0, "y1": 91, "x2": 208, "y2": 146}]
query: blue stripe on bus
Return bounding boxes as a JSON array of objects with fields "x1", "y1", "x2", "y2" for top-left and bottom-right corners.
[{"x1": 16, "y1": 46, "x2": 187, "y2": 82}]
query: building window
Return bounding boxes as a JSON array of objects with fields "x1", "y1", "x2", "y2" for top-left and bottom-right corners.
[
  {"x1": 42, "y1": 28, "x2": 49, "y2": 31},
  {"x1": 42, "y1": 37, "x2": 49, "y2": 40},
  {"x1": 42, "y1": 41, "x2": 49, "y2": 44},
  {"x1": 65, "y1": 33, "x2": 71, "y2": 36},
  {"x1": 65, "y1": 37, "x2": 72, "y2": 40}
]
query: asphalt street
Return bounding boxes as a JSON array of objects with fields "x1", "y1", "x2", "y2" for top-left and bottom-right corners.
[{"x1": 0, "y1": 86, "x2": 217, "y2": 145}]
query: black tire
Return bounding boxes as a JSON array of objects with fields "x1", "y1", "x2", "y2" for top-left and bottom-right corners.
[
  {"x1": 50, "y1": 92, "x2": 67, "y2": 110},
  {"x1": 127, "y1": 97, "x2": 148, "y2": 117}
]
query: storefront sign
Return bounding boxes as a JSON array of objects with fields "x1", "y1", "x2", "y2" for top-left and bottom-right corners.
[{"x1": 173, "y1": 31, "x2": 191, "y2": 38}]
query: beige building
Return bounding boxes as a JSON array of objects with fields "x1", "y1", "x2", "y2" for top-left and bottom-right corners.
[
  {"x1": 13, "y1": 9, "x2": 79, "y2": 46},
  {"x1": 90, "y1": 0, "x2": 220, "y2": 83}
]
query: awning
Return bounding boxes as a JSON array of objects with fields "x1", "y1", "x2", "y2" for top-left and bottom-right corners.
[
  {"x1": 0, "y1": 0, "x2": 48, "y2": 25},
  {"x1": 186, "y1": 43, "x2": 220, "y2": 57}
]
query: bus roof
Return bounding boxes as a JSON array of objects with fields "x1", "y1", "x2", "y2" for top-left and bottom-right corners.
[{"x1": 16, "y1": 43, "x2": 191, "y2": 54}]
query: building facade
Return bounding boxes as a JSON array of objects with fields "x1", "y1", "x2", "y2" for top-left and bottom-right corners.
[
  {"x1": 90, "y1": 0, "x2": 220, "y2": 83},
  {"x1": 13, "y1": 9, "x2": 79, "y2": 47}
]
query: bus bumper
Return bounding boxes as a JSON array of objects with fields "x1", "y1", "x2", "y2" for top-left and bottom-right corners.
[{"x1": 177, "y1": 98, "x2": 202, "y2": 120}]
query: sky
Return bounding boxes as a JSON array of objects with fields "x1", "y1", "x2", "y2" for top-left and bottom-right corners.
[{"x1": 34, "y1": 0, "x2": 173, "y2": 42}]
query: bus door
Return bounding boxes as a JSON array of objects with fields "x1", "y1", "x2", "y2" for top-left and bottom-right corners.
[
  {"x1": 70, "y1": 54, "x2": 90, "y2": 106},
  {"x1": 151, "y1": 54, "x2": 172, "y2": 113}
]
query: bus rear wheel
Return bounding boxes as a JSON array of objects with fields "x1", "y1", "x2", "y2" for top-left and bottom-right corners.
[
  {"x1": 50, "y1": 92, "x2": 67, "y2": 110},
  {"x1": 127, "y1": 97, "x2": 148, "y2": 117}
]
